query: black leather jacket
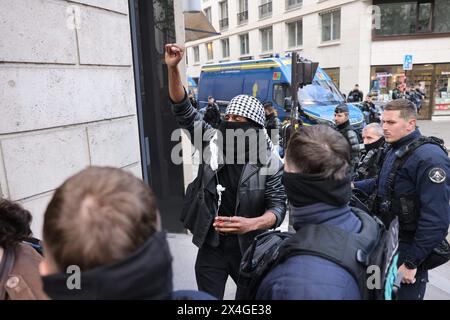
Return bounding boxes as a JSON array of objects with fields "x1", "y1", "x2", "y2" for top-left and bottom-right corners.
[{"x1": 171, "y1": 95, "x2": 287, "y2": 253}]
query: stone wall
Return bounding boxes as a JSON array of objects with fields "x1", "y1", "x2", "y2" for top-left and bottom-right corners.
[{"x1": 0, "y1": 0, "x2": 141, "y2": 238}]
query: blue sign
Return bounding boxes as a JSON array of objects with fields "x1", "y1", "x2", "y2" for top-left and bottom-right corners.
[{"x1": 403, "y1": 55, "x2": 413, "y2": 70}]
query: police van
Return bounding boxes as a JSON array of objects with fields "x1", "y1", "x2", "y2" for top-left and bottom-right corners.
[{"x1": 197, "y1": 57, "x2": 364, "y2": 129}]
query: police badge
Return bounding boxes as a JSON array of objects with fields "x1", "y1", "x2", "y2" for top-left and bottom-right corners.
[{"x1": 429, "y1": 167, "x2": 446, "y2": 184}]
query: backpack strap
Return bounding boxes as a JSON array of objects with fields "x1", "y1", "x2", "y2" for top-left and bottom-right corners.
[
  {"x1": 278, "y1": 208, "x2": 379, "y2": 298},
  {"x1": 0, "y1": 246, "x2": 16, "y2": 300},
  {"x1": 386, "y1": 136, "x2": 447, "y2": 201}
]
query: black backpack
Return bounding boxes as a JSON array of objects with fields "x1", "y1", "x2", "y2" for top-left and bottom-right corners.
[{"x1": 236, "y1": 208, "x2": 401, "y2": 300}]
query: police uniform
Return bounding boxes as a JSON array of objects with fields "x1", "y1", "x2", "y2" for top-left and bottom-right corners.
[
  {"x1": 354, "y1": 138, "x2": 386, "y2": 181},
  {"x1": 354, "y1": 129, "x2": 450, "y2": 300}
]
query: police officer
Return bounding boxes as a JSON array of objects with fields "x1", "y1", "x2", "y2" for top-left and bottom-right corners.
[
  {"x1": 354, "y1": 99, "x2": 450, "y2": 300},
  {"x1": 348, "y1": 84, "x2": 364, "y2": 103},
  {"x1": 355, "y1": 123, "x2": 386, "y2": 181},
  {"x1": 334, "y1": 104, "x2": 361, "y2": 173},
  {"x1": 392, "y1": 84, "x2": 403, "y2": 100},
  {"x1": 263, "y1": 101, "x2": 281, "y2": 149}
]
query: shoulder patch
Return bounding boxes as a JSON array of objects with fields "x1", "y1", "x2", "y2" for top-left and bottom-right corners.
[{"x1": 429, "y1": 167, "x2": 446, "y2": 184}]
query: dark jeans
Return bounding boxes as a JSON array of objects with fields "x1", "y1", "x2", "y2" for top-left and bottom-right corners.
[
  {"x1": 397, "y1": 268, "x2": 428, "y2": 300},
  {"x1": 397, "y1": 244, "x2": 429, "y2": 300},
  {"x1": 195, "y1": 235, "x2": 242, "y2": 300}
]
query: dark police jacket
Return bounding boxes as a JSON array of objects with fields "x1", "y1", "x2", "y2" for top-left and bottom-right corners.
[
  {"x1": 355, "y1": 142, "x2": 386, "y2": 181},
  {"x1": 354, "y1": 130, "x2": 450, "y2": 267},
  {"x1": 337, "y1": 121, "x2": 361, "y2": 169},
  {"x1": 171, "y1": 94, "x2": 287, "y2": 254}
]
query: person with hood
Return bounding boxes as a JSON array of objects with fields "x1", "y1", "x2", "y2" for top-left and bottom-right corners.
[
  {"x1": 39, "y1": 166, "x2": 213, "y2": 300},
  {"x1": 355, "y1": 123, "x2": 386, "y2": 181},
  {"x1": 0, "y1": 199, "x2": 48, "y2": 300},
  {"x1": 256, "y1": 125, "x2": 362, "y2": 300},
  {"x1": 165, "y1": 43, "x2": 286, "y2": 300}
]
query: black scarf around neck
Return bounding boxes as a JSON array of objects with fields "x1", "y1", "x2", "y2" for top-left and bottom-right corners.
[
  {"x1": 364, "y1": 136, "x2": 385, "y2": 152},
  {"x1": 282, "y1": 172, "x2": 352, "y2": 208}
]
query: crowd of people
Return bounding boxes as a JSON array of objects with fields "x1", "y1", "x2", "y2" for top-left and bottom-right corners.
[{"x1": 0, "y1": 43, "x2": 448, "y2": 301}]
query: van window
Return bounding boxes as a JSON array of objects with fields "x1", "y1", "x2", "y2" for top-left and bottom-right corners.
[
  {"x1": 273, "y1": 83, "x2": 291, "y2": 107},
  {"x1": 299, "y1": 80, "x2": 344, "y2": 103}
]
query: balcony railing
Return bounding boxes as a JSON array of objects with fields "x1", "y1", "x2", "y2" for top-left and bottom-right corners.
[
  {"x1": 259, "y1": 2, "x2": 272, "y2": 19},
  {"x1": 219, "y1": 18, "x2": 229, "y2": 30},
  {"x1": 237, "y1": 10, "x2": 248, "y2": 24}
]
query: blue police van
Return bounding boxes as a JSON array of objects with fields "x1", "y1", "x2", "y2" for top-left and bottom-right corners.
[{"x1": 197, "y1": 57, "x2": 364, "y2": 129}]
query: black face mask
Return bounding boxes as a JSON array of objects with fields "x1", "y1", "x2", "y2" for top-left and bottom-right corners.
[
  {"x1": 364, "y1": 136, "x2": 385, "y2": 152},
  {"x1": 282, "y1": 171, "x2": 352, "y2": 208},
  {"x1": 218, "y1": 121, "x2": 266, "y2": 165}
]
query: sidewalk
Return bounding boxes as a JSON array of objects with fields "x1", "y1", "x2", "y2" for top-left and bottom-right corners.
[
  {"x1": 167, "y1": 233, "x2": 236, "y2": 300},
  {"x1": 417, "y1": 120, "x2": 450, "y2": 148}
]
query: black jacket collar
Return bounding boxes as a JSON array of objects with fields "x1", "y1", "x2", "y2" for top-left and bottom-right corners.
[
  {"x1": 390, "y1": 129, "x2": 421, "y2": 150},
  {"x1": 42, "y1": 232, "x2": 173, "y2": 300}
]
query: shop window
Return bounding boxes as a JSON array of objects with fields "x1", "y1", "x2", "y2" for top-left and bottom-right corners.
[{"x1": 433, "y1": 64, "x2": 450, "y2": 115}]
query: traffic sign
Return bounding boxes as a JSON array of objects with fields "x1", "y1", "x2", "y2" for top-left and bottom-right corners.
[{"x1": 403, "y1": 55, "x2": 413, "y2": 70}]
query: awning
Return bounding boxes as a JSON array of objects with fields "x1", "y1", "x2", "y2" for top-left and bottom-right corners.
[{"x1": 184, "y1": 12, "x2": 220, "y2": 42}]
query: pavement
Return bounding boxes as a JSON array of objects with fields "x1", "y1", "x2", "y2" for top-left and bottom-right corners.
[{"x1": 168, "y1": 120, "x2": 450, "y2": 300}]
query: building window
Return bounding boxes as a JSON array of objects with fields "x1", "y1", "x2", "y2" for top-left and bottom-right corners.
[
  {"x1": 204, "y1": 7, "x2": 212, "y2": 23},
  {"x1": 434, "y1": 0, "x2": 450, "y2": 33},
  {"x1": 206, "y1": 42, "x2": 214, "y2": 61},
  {"x1": 321, "y1": 9, "x2": 341, "y2": 42},
  {"x1": 240, "y1": 33, "x2": 249, "y2": 55},
  {"x1": 221, "y1": 38, "x2": 230, "y2": 58},
  {"x1": 237, "y1": 0, "x2": 248, "y2": 24},
  {"x1": 193, "y1": 46, "x2": 200, "y2": 63},
  {"x1": 287, "y1": 20, "x2": 302, "y2": 47},
  {"x1": 374, "y1": 0, "x2": 450, "y2": 37},
  {"x1": 219, "y1": 1, "x2": 229, "y2": 30},
  {"x1": 261, "y1": 27, "x2": 273, "y2": 52},
  {"x1": 286, "y1": 0, "x2": 302, "y2": 10},
  {"x1": 259, "y1": 0, "x2": 272, "y2": 19}
]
